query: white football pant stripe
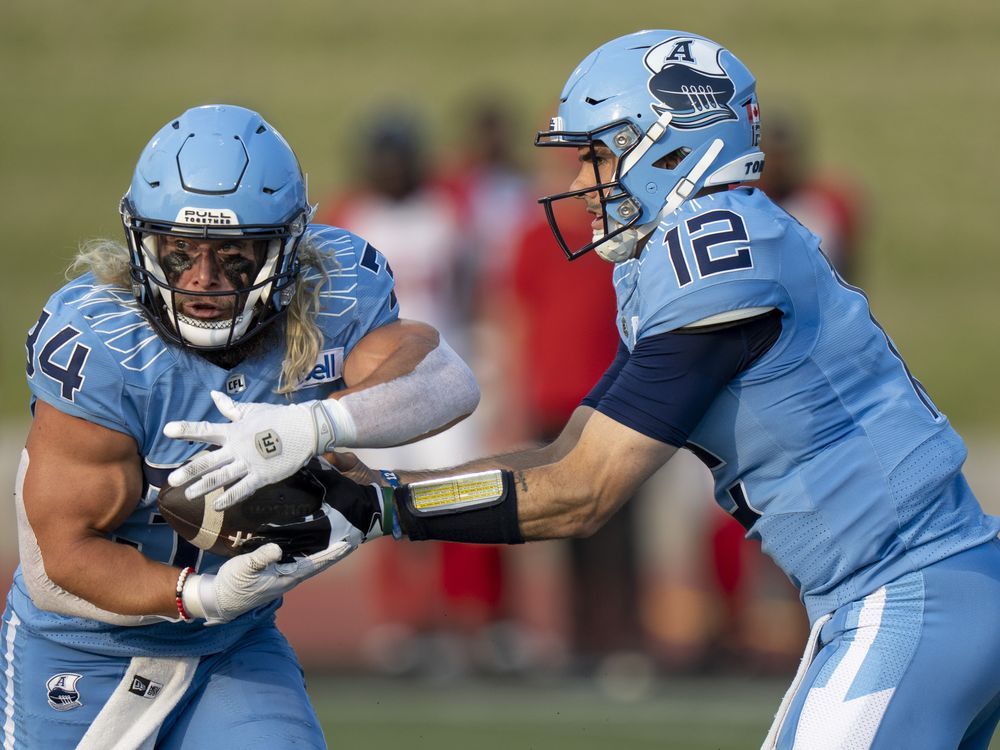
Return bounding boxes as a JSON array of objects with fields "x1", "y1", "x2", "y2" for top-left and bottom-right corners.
[
  {"x1": 3, "y1": 611, "x2": 20, "y2": 750},
  {"x1": 761, "y1": 612, "x2": 830, "y2": 749},
  {"x1": 793, "y1": 586, "x2": 893, "y2": 749}
]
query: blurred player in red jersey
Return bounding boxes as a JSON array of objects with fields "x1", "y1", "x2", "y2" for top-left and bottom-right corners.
[
  {"x1": 501, "y1": 148, "x2": 642, "y2": 671},
  {"x1": 319, "y1": 111, "x2": 487, "y2": 673},
  {"x1": 759, "y1": 109, "x2": 866, "y2": 281}
]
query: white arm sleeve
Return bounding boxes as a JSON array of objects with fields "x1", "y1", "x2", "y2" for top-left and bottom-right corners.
[{"x1": 321, "y1": 337, "x2": 480, "y2": 449}]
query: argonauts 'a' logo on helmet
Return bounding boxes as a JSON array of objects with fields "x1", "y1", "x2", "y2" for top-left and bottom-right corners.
[
  {"x1": 46, "y1": 673, "x2": 83, "y2": 711},
  {"x1": 644, "y1": 37, "x2": 737, "y2": 129}
]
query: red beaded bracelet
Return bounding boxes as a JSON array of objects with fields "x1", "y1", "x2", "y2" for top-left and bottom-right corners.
[{"x1": 175, "y1": 566, "x2": 194, "y2": 622}]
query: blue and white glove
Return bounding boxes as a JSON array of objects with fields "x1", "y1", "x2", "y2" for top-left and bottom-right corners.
[
  {"x1": 181, "y1": 540, "x2": 355, "y2": 625},
  {"x1": 164, "y1": 391, "x2": 351, "y2": 510}
]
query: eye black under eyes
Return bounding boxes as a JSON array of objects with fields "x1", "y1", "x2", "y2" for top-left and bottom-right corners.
[
  {"x1": 162, "y1": 251, "x2": 195, "y2": 280},
  {"x1": 221, "y1": 255, "x2": 254, "y2": 275},
  {"x1": 220, "y1": 255, "x2": 256, "y2": 285},
  {"x1": 160, "y1": 250, "x2": 256, "y2": 285}
]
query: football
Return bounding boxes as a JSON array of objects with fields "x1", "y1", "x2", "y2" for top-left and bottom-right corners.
[{"x1": 157, "y1": 463, "x2": 328, "y2": 558}]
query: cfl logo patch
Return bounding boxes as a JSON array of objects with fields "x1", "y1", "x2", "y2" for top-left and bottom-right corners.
[
  {"x1": 255, "y1": 430, "x2": 282, "y2": 458},
  {"x1": 128, "y1": 675, "x2": 163, "y2": 700},
  {"x1": 226, "y1": 373, "x2": 247, "y2": 395}
]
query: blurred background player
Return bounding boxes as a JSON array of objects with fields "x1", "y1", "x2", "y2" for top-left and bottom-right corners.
[
  {"x1": 320, "y1": 106, "x2": 523, "y2": 676},
  {"x1": 1, "y1": 104, "x2": 477, "y2": 747},
  {"x1": 441, "y1": 97, "x2": 647, "y2": 675},
  {"x1": 499, "y1": 147, "x2": 644, "y2": 673},
  {"x1": 439, "y1": 94, "x2": 533, "y2": 286},
  {"x1": 758, "y1": 107, "x2": 866, "y2": 281},
  {"x1": 435, "y1": 97, "x2": 541, "y2": 674}
]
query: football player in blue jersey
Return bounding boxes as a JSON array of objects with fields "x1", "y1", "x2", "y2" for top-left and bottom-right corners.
[
  {"x1": 1, "y1": 104, "x2": 479, "y2": 748},
  {"x1": 241, "y1": 31, "x2": 1000, "y2": 749}
]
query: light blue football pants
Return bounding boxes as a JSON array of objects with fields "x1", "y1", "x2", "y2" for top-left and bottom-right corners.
[
  {"x1": 0, "y1": 615, "x2": 326, "y2": 748},
  {"x1": 767, "y1": 538, "x2": 1000, "y2": 749}
]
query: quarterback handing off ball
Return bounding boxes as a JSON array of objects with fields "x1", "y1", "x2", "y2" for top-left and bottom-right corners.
[{"x1": 157, "y1": 460, "x2": 334, "y2": 560}]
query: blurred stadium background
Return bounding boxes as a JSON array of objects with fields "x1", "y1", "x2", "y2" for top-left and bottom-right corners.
[{"x1": 1, "y1": 1, "x2": 998, "y2": 747}]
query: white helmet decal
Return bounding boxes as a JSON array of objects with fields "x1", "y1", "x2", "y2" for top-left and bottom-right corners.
[{"x1": 644, "y1": 37, "x2": 738, "y2": 128}]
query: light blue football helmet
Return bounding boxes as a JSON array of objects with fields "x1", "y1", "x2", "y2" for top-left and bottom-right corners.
[
  {"x1": 535, "y1": 30, "x2": 764, "y2": 262},
  {"x1": 120, "y1": 104, "x2": 312, "y2": 349}
]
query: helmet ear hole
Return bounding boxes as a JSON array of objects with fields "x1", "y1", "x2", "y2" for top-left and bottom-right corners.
[{"x1": 653, "y1": 148, "x2": 691, "y2": 171}]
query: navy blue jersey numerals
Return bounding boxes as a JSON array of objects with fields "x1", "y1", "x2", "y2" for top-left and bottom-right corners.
[
  {"x1": 26, "y1": 309, "x2": 92, "y2": 401},
  {"x1": 25, "y1": 309, "x2": 50, "y2": 377},
  {"x1": 360, "y1": 244, "x2": 398, "y2": 313},
  {"x1": 360, "y1": 243, "x2": 382, "y2": 274},
  {"x1": 686, "y1": 441, "x2": 762, "y2": 530},
  {"x1": 664, "y1": 209, "x2": 753, "y2": 288},
  {"x1": 150, "y1": 512, "x2": 202, "y2": 569},
  {"x1": 144, "y1": 463, "x2": 203, "y2": 570}
]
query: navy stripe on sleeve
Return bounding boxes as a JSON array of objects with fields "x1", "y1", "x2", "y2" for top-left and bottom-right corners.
[{"x1": 594, "y1": 311, "x2": 781, "y2": 447}]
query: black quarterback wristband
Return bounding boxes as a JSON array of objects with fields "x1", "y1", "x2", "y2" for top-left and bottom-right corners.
[{"x1": 393, "y1": 469, "x2": 524, "y2": 545}]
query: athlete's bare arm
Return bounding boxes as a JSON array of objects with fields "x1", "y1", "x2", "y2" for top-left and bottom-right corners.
[{"x1": 24, "y1": 401, "x2": 179, "y2": 617}]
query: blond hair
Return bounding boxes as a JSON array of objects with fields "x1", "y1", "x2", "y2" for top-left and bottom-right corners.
[{"x1": 69, "y1": 237, "x2": 328, "y2": 396}]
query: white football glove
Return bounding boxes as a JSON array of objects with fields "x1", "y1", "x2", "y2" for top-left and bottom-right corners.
[
  {"x1": 181, "y1": 541, "x2": 355, "y2": 625},
  {"x1": 164, "y1": 391, "x2": 348, "y2": 510}
]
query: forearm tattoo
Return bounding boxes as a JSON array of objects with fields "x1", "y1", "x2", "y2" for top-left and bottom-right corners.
[{"x1": 514, "y1": 471, "x2": 529, "y2": 494}]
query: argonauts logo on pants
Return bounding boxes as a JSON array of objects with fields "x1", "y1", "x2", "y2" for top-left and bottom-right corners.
[{"x1": 46, "y1": 672, "x2": 82, "y2": 711}]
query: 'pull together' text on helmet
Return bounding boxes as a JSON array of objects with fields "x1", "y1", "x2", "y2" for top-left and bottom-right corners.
[
  {"x1": 536, "y1": 30, "x2": 764, "y2": 262},
  {"x1": 121, "y1": 104, "x2": 312, "y2": 349}
]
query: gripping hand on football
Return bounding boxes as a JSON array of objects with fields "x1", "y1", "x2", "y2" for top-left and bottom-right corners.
[
  {"x1": 181, "y1": 540, "x2": 355, "y2": 625},
  {"x1": 302, "y1": 457, "x2": 397, "y2": 544},
  {"x1": 164, "y1": 391, "x2": 351, "y2": 510}
]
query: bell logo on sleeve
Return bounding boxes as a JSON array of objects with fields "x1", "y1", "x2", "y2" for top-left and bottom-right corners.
[{"x1": 296, "y1": 347, "x2": 344, "y2": 390}]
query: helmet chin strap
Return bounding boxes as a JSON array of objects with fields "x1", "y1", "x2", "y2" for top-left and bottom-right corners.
[{"x1": 594, "y1": 138, "x2": 725, "y2": 263}]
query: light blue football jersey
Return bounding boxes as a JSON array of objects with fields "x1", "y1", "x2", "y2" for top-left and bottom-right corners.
[
  {"x1": 614, "y1": 187, "x2": 1000, "y2": 623},
  {"x1": 12, "y1": 225, "x2": 399, "y2": 656}
]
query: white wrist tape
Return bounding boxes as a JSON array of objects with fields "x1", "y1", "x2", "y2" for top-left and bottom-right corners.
[
  {"x1": 310, "y1": 399, "x2": 348, "y2": 453},
  {"x1": 317, "y1": 338, "x2": 479, "y2": 449},
  {"x1": 312, "y1": 398, "x2": 357, "y2": 449},
  {"x1": 181, "y1": 573, "x2": 221, "y2": 622}
]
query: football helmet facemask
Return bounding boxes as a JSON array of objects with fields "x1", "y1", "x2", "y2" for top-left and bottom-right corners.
[
  {"x1": 121, "y1": 104, "x2": 312, "y2": 350},
  {"x1": 535, "y1": 30, "x2": 764, "y2": 262}
]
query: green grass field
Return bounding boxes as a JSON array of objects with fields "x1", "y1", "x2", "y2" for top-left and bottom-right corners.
[
  {"x1": 308, "y1": 674, "x2": 1000, "y2": 749},
  {"x1": 1, "y1": 0, "x2": 999, "y2": 430},
  {"x1": 311, "y1": 675, "x2": 784, "y2": 749}
]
